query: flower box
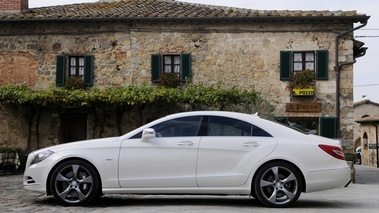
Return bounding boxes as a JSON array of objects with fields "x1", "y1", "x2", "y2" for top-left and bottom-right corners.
[{"x1": 286, "y1": 70, "x2": 315, "y2": 96}]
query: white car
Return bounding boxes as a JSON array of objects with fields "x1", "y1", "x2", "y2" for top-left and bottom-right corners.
[{"x1": 23, "y1": 111, "x2": 350, "y2": 207}]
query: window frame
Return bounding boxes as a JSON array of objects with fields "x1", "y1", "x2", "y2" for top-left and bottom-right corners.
[
  {"x1": 151, "y1": 53, "x2": 192, "y2": 83},
  {"x1": 280, "y1": 50, "x2": 328, "y2": 81},
  {"x1": 68, "y1": 56, "x2": 85, "y2": 79},
  {"x1": 293, "y1": 51, "x2": 315, "y2": 72},
  {"x1": 276, "y1": 116, "x2": 337, "y2": 139},
  {"x1": 56, "y1": 54, "x2": 94, "y2": 87},
  {"x1": 163, "y1": 55, "x2": 181, "y2": 75}
]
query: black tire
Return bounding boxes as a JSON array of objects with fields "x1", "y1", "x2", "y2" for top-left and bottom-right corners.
[
  {"x1": 253, "y1": 161, "x2": 302, "y2": 207},
  {"x1": 50, "y1": 160, "x2": 100, "y2": 206}
]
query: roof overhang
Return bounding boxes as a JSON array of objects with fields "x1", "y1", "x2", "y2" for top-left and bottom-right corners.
[
  {"x1": 356, "y1": 116, "x2": 379, "y2": 124},
  {"x1": 0, "y1": 15, "x2": 371, "y2": 24}
]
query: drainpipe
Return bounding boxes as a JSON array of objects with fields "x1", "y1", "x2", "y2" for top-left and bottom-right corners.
[{"x1": 335, "y1": 20, "x2": 368, "y2": 138}]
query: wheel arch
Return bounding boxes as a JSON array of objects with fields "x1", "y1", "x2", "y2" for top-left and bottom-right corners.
[
  {"x1": 46, "y1": 157, "x2": 102, "y2": 196},
  {"x1": 251, "y1": 159, "x2": 306, "y2": 194}
]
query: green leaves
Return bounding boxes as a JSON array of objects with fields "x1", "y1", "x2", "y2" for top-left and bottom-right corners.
[
  {"x1": 0, "y1": 84, "x2": 271, "y2": 116},
  {"x1": 287, "y1": 69, "x2": 315, "y2": 90}
]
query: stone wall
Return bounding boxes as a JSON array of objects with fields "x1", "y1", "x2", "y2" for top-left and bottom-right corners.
[
  {"x1": 0, "y1": 20, "x2": 356, "y2": 150},
  {"x1": 359, "y1": 124, "x2": 378, "y2": 167}
]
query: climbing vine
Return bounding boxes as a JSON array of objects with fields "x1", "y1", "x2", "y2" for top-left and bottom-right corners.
[
  {"x1": 0, "y1": 83, "x2": 275, "y2": 148},
  {"x1": 0, "y1": 83, "x2": 273, "y2": 117}
]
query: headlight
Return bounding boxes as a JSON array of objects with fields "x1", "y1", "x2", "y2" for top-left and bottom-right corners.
[{"x1": 31, "y1": 150, "x2": 54, "y2": 165}]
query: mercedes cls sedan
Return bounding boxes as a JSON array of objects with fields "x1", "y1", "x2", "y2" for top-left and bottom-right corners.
[{"x1": 23, "y1": 111, "x2": 350, "y2": 207}]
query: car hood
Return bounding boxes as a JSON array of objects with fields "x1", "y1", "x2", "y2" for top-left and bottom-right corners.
[{"x1": 31, "y1": 137, "x2": 120, "y2": 154}]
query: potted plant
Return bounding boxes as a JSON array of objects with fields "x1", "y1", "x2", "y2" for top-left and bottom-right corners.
[
  {"x1": 157, "y1": 72, "x2": 181, "y2": 88},
  {"x1": 286, "y1": 70, "x2": 315, "y2": 96},
  {"x1": 65, "y1": 76, "x2": 85, "y2": 90}
]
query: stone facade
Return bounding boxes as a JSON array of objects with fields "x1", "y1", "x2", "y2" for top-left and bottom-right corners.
[
  {"x1": 0, "y1": 0, "x2": 369, "y2": 152},
  {"x1": 353, "y1": 100, "x2": 379, "y2": 167},
  {"x1": 356, "y1": 116, "x2": 379, "y2": 168}
]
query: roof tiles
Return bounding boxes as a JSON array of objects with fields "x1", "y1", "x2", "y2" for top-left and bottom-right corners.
[{"x1": 0, "y1": 0, "x2": 368, "y2": 22}]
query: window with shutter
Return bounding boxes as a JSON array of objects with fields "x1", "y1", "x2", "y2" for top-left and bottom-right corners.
[
  {"x1": 151, "y1": 53, "x2": 192, "y2": 83},
  {"x1": 280, "y1": 50, "x2": 329, "y2": 81},
  {"x1": 55, "y1": 55, "x2": 94, "y2": 87}
]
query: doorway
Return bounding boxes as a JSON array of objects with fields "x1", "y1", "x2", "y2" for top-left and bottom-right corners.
[{"x1": 61, "y1": 113, "x2": 87, "y2": 143}]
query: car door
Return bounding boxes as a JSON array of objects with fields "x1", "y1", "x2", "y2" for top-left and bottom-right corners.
[
  {"x1": 118, "y1": 116, "x2": 203, "y2": 188},
  {"x1": 196, "y1": 116, "x2": 277, "y2": 187}
]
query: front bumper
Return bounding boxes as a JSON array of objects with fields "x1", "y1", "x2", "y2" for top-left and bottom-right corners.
[{"x1": 23, "y1": 152, "x2": 60, "y2": 193}]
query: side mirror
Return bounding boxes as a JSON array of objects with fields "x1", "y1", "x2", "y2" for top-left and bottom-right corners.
[{"x1": 141, "y1": 128, "x2": 156, "y2": 142}]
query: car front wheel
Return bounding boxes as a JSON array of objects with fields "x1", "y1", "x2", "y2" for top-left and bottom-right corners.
[
  {"x1": 50, "y1": 160, "x2": 100, "y2": 206},
  {"x1": 253, "y1": 161, "x2": 302, "y2": 207}
]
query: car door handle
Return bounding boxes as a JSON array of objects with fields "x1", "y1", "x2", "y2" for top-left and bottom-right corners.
[
  {"x1": 177, "y1": 141, "x2": 194, "y2": 146},
  {"x1": 243, "y1": 141, "x2": 259, "y2": 147}
]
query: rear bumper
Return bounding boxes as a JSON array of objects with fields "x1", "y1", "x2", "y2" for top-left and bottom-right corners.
[{"x1": 304, "y1": 166, "x2": 350, "y2": 193}]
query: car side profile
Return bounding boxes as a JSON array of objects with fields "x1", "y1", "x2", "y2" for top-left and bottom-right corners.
[{"x1": 23, "y1": 111, "x2": 350, "y2": 207}]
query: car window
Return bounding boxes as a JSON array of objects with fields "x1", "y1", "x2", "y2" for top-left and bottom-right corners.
[
  {"x1": 130, "y1": 116, "x2": 203, "y2": 138},
  {"x1": 208, "y1": 116, "x2": 250, "y2": 136},
  {"x1": 208, "y1": 116, "x2": 271, "y2": 137},
  {"x1": 252, "y1": 125, "x2": 272, "y2": 137},
  {"x1": 151, "y1": 116, "x2": 202, "y2": 137}
]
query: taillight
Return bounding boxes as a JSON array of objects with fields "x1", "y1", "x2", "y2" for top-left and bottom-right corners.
[{"x1": 318, "y1": 145, "x2": 345, "y2": 160}]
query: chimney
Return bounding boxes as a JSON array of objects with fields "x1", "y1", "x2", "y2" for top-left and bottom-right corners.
[{"x1": 0, "y1": 0, "x2": 29, "y2": 14}]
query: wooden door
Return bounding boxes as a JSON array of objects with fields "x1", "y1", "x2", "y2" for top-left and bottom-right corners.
[{"x1": 61, "y1": 113, "x2": 87, "y2": 143}]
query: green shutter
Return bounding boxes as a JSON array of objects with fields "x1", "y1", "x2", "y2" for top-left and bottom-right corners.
[
  {"x1": 320, "y1": 117, "x2": 337, "y2": 138},
  {"x1": 316, "y1": 50, "x2": 328, "y2": 80},
  {"x1": 84, "y1": 55, "x2": 94, "y2": 86},
  {"x1": 56, "y1": 55, "x2": 66, "y2": 86},
  {"x1": 151, "y1": 54, "x2": 162, "y2": 82},
  {"x1": 280, "y1": 51, "x2": 292, "y2": 81},
  {"x1": 180, "y1": 53, "x2": 191, "y2": 81}
]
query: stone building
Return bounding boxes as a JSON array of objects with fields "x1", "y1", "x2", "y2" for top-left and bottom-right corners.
[
  {"x1": 354, "y1": 100, "x2": 379, "y2": 149},
  {"x1": 354, "y1": 100, "x2": 379, "y2": 167},
  {"x1": 0, "y1": 0, "x2": 370, "y2": 151},
  {"x1": 356, "y1": 115, "x2": 379, "y2": 168}
]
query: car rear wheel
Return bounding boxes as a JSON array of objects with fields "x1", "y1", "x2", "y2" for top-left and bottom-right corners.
[
  {"x1": 253, "y1": 161, "x2": 302, "y2": 207},
  {"x1": 50, "y1": 160, "x2": 100, "y2": 206}
]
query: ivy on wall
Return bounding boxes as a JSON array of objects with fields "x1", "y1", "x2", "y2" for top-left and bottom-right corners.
[
  {"x1": 0, "y1": 83, "x2": 273, "y2": 115},
  {"x1": 0, "y1": 83, "x2": 275, "y2": 151}
]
